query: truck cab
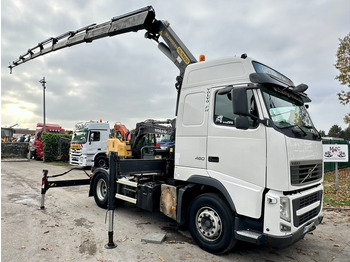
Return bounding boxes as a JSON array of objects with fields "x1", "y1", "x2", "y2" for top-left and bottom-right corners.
[
  {"x1": 32, "y1": 123, "x2": 65, "y2": 160},
  {"x1": 70, "y1": 121, "x2": 110, "y2": 168},
  {"x1": 175, "y1": 56, "x2": 323, "y2": 250}
]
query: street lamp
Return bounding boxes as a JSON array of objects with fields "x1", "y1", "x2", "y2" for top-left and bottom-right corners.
[{"x1": 39, "y1": 77, "x2": 46, "y2": 132}]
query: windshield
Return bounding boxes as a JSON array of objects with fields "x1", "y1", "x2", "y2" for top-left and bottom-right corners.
[
  {"x1": 72, "y1": 128, "x2": 88, "y2": 143},
  {"x1": 262, "y1": 88, "x2": 319, "y2": 138}
]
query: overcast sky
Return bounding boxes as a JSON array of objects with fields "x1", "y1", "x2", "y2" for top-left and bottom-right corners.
[{"x1": 1, "y1": 0, "x2": 349, "y2": 133}]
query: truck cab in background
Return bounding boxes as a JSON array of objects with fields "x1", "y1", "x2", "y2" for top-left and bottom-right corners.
[
  {"x1": 32, "y1": 123, "x2": 65, "y2": 160},
  {"x1": 70, "y1": 121, "x2": 110, "y2": 168}
]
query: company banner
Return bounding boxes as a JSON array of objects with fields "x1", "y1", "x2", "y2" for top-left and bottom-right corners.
[{"x1": 323, "y1": 144, "x2": 349, "y2": 162}]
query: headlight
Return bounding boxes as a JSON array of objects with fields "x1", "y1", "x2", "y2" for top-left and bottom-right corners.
[{"x1": 280, "y1": 197, "x2": 291, "y2": 222}]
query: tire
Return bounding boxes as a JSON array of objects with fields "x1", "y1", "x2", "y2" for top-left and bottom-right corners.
[
  {"x1": 188, "y1": 193, "x2": 237, "y2": 254},
  {"x1": 93, "y1": 172, "x2": 108, "y2": 208},
  {"x1": 33, "y1": 149, "x2": 39, "y2": 160},
  {"x1": 94, "y1": 155, "x2": 108, "y2": 168}
]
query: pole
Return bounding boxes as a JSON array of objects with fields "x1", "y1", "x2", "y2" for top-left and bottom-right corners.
[
  {"x1": 335, "y1": 162, "x2": 339, "y2": 190},
  {"x1": 39, "y1": 77, "x2": 46, "y2": 132}
]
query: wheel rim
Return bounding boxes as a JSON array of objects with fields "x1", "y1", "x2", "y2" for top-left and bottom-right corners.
[
  {"x1": 195, "y1": 206, "x2": 222, "y2": 241},
  {"x1": 96, "y1": 178, "x2": 107, "y2": 201},
  {"x1": 97, "y1": 158, "x2": 106, "y2": 167}
]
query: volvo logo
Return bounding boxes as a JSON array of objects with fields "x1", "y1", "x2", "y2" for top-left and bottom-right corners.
[{"x1": 301, "y1": 164, "x2": 318, "y2": 183}]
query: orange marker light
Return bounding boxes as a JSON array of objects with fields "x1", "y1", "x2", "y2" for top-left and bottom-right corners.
[{"x1": 199, "y1": 54, "x2": 205, "y2": 62}]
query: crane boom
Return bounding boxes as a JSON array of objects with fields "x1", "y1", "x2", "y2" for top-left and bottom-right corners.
[{"x1": 9, "y1": 6, "x2": 197, "y2": 88}]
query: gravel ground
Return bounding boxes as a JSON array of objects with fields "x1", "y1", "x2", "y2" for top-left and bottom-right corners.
[{"x1": 1, "y1": 160, "x2": 350, "y2": 262}]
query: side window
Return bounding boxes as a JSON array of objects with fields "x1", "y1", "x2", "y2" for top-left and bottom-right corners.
[
  {"x1": 90, "y1": 131, "x2": 100, "y2": 142},
  {"x1": 214, "y1": 89, "x2": 259, "y2": 128}
]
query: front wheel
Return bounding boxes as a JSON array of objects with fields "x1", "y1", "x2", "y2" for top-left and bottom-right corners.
[
  {"x1": 94, "y1": 155, "x2": 108, "y2": 168},
  {"x1": 93, "y1": 172, "x2": 108, "y2": 208},
  {"x1": 188, "y1": 193, "x2": 237, "y2": 254}
]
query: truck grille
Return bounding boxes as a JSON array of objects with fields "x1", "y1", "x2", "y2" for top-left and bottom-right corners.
[
  {"x1": 292, "y1": 191, "x2": 322, "y2": 227},
  {"x1": 290, "y1": 161, "x2": 322, "y2": 186}
]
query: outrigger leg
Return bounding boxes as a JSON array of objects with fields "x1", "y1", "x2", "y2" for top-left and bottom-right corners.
[
  {"x1": 39, "y1": 168, "x2": 91, "y2": 209},
  {"x1": 40, "y1": 170, "x2": 49, "y2": 209},
  {"x1": 105, "y1": 152, "x2": 118, "y2": 249}
]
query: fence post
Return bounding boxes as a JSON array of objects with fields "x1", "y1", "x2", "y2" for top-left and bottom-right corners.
[{"x1": 335, "y1": 162, "x2": 339, "y2": 190}]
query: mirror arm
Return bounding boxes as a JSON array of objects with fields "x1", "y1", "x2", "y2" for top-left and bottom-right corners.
[
  {"x1": 259, "y1": 118, "x2": 272, "y2": 127},
  {"x1": 247, "y1": 114, "x2": 272, "y2": 127}
]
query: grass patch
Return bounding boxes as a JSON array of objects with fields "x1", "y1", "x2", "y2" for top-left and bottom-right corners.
[{"x1": 323, "y1": 167, "x2": 350, "y2": 208}]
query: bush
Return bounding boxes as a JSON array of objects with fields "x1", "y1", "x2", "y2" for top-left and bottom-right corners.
[{"x1": 42, "y1": 133, "x2": 72, "y2": 162}]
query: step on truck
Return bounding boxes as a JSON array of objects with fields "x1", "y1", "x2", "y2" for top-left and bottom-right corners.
[
  {"x1": 70, "y1": 120, "x2": 110, "y2": 168},
  {"x1": 10, "y1": 6, "x2": 324, "y2": 254}
]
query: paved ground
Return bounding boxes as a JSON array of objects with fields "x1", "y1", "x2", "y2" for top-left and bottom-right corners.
[{"x1": 1, "y1": 160, "x2": 350, "y2": 262}]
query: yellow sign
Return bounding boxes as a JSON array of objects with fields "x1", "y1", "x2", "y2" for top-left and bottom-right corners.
[
  {"x1": 71, "y1": 144, "x2": 80, "y2": 149},
  {"x1": 177, "y1": 47, "x2": 190, "y2": 65}
]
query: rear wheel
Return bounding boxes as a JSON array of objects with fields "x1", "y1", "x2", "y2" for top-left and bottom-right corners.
[
  {"x1": 188, "y1": 193, "x2": 237, "y2": 254},
  {"x1": 93, "y1": 172, "x2": 108, "y2": 208}
]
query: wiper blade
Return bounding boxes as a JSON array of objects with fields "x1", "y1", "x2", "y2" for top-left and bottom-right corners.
[
  {"x1": 303, "y1": 125, "x2": 322, "y2": 139},
  {"x1": 279, "y1": 124, "x2": 307, "y2": 136}
]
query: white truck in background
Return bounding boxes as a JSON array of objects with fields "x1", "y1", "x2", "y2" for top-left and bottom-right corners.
[{"x1": 70, "y1": 121, "x2": 110, "y2": 168}]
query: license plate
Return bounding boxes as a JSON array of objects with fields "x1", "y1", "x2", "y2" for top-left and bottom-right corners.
[{"x1": 71, "y1": 144, "x2": 80, "y2": 149}]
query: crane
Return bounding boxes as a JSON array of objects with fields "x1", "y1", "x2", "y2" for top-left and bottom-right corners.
[{"x1": 9, "y1": 6, "x2": 197, "y2": 92}]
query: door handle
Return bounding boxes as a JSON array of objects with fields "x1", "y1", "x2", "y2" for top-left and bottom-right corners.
[{"x1": 208, "y1": 156, "x2": 219, "y2": 163}]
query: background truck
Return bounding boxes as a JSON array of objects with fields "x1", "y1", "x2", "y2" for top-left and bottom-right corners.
[
  {"x1": 10, "y1": 6, "x2": 324, "y2": 255},
  {"x1": 32, "y1": 123, "x2": 65, "y2": 160},
  {"x1": 70, "y1": 121, "x2": 110, "y2": 168},
  {"x1": 1, "y1": 127, "x2": 15, "y2": 142}
]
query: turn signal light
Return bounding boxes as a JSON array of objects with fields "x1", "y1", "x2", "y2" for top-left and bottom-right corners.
[{"x1": 199, "y1": 54, "x2": 205, "y2": 62}]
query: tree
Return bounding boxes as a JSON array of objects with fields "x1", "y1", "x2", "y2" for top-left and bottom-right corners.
[
  {"x1": 318, "y1": 130, "x2": 326, "y2": 137},
  {"x1": 343, "y1": 125, "x2": 350, "y2": 141},
  {"x1": 334, "y1": 33, "x2": 350, "y2": 124},
  {"x1": 328, "y1": 124, "x2": 344, "y2": 138}
]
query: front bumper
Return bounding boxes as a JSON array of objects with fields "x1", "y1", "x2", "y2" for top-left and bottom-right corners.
[
  {"x1": 261, "y1": 212, "x2": 323, "y2": 248},
  {"x1": 235, "y1": 212, "x2": 324, "y2": 249}
]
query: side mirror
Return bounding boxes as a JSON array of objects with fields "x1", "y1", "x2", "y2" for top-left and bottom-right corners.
[
  {"x1": 231, "y1": 87, "x2": 271, "y2": 129},
  {"x1": 232, "y1": 88, "x2": 249, "y2": 116},
  {"x1": 235, "y1": 116, "x2": 250, "y2": 130},
  {"x1": 89, "y1": 133, "x2": 94, "y2": 144}
]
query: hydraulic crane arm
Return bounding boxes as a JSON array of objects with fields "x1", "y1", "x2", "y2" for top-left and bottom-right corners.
[{"x1": 9, "y1": 6, "x2": 197, "y2": 88}]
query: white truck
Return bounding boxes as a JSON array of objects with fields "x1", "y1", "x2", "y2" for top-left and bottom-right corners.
[
  {"x1": 70, "y1": 121, "x2": 110, "y2": 168},
  {"x1": 10, "y1": 6, "x2": 324, "y2": 255}
]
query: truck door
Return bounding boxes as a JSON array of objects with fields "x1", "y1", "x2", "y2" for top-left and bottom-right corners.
[
  {"x1": 175, "y1": 89, "x2": 208, "y2": 178},
  {"x1": 206, "y1": 87, "x2": 266, "y2": 218},
  {"x1": 88, "y1": 130, "x2": 102, "y2": 155}
]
